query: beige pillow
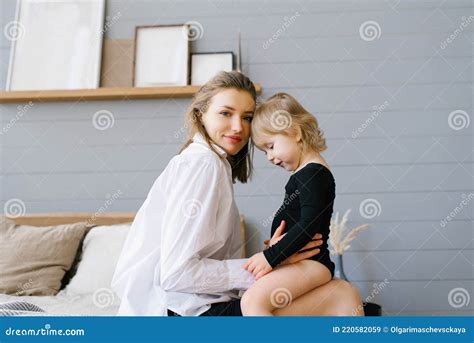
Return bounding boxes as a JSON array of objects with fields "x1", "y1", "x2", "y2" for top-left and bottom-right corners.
[{"x1": 0, "y1": 216, "x2": 89, "y2": 296}]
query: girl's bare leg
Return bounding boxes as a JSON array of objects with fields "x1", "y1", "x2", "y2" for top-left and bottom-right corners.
[
  {"x1": 273, "y1": 278, "x2": 364, "y2": 316},
  {"x1": 241, "y1": 260, "x2": 332, "y2": 316}
]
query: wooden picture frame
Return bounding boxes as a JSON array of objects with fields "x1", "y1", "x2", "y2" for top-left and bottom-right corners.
[
  {"x1": 100, "y1": 39, "x2": 135, "y2": 88},
  {"x1": 191, "y1": 52, "x2": 234, "y2": 85},
  {"x1": 6, "y1": 0, "x2": 105, "y2": 91},
  {"x1": 133, "y1": 24, "x2": 190, "y2": 87}
]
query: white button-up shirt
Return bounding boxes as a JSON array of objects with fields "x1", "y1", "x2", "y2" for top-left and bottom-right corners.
[{"x1": 111, "y1": 132, "x2": 255, "y2": 316}]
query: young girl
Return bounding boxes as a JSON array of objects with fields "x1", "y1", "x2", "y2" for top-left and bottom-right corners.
[{"x1": 242, "y1": 92, "x2": 336, "y2": 316}]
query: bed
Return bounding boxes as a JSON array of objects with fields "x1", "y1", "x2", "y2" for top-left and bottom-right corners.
[{"x1": 0, "y1": 212, "x2": 246, "y2": 316}]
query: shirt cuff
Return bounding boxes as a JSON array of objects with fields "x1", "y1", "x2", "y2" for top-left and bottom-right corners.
[{"x1": 226, "y1": 258, "x2": 255, "y2": 290}]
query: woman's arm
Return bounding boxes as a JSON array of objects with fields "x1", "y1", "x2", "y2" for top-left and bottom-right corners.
[
  {"x1": 159, "y1": 159, "x2": 254, "y2": 293},
  {"x1": 245, "y1": 220, "x2": 326, "y2": 279},
  {"x1": 263, "y1": 220, "x2": 324, "y2": 257}
]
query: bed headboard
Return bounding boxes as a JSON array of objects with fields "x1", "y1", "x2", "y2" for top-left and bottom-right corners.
[
  {"x1": 7, "y1": 212, "x2": 247, "y2": 258},
  {"x1": 9, "y1": 212, "x2": 136, "y2": 226}
]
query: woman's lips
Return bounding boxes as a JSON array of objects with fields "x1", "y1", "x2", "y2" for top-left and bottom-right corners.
[{"x1": 224, "y1": 135, "x2": 242, "y2": 144}]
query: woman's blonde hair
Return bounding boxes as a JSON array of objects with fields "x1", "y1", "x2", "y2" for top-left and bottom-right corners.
[
  {"x1": 179, "y1": 71, "x2": 256, "y2": 183},
  {"x1": 251, "y1": 92, "x2": 327, "y2": 153}
]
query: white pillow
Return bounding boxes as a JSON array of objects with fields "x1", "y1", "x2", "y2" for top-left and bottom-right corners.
[{"x1": 62, "y1": 223, "x2": 130, "y2": 295}]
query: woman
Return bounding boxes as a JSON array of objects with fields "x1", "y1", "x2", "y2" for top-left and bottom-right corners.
[{"x1": 111, "y1": 71, "x2": 363, "y2": 316}]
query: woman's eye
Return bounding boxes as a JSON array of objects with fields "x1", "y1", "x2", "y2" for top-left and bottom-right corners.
[
  {"x1": 220, "y1": 111, "x2": 230, "y2": 116},
  {"x1": 244, "y1": 117, "x2": 253, "y2": 122}
]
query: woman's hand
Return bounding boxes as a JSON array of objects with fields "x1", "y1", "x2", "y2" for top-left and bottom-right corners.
[
  {"x1": 264, "y1": 220, "x2": 324, "y2": 259},
  {"x1": 263, "y1": 220, "x2": 287, "y2": 249},
  {"x1": 265, "y1": 220, "x2": 324, "y2": 266},
  {"x1": 281, "y1": 235, "x2": 323, "y2": 265},
  {"x1": 243, "y1": 252, "x2": 272, "y2": 280}
]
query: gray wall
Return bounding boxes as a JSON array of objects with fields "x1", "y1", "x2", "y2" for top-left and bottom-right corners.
[{"x1": 1, "y1": 0, "x2": 472, "y2": 316}]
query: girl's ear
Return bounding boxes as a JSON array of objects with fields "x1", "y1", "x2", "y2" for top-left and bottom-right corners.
[{"x1": 294, "y1": 126, "x2": 303, "y2": 143}]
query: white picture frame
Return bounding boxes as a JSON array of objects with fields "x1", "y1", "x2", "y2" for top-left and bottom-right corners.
[
  {"x1": 6, "y1": 0, "x2": 105, "y2": 91},
  {"x1": 133, "y1": 25, "x2": 190, "y2": 87},
  {"x1": 191, "y1": 52, "x2": 234, "y2": 85}
]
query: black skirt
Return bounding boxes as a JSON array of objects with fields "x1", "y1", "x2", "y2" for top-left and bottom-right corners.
[{"x1": 167, "y1": 299, "x2": 242, "y2": 316}]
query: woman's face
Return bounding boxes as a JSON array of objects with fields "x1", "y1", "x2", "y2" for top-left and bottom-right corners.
[{"x1": 201, "y1": 88, "x2": 255, "y2": 156}]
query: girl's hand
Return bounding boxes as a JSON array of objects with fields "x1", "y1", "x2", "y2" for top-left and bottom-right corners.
[{"x1": 243, "y1": 252, "x2": 272, "y2": 280}]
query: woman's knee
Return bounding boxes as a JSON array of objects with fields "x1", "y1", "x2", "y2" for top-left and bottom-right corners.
[
  {"x1": 331, "y1": 279, "x2": 363, "y2": 316},
  {"x1": 240, "y1": 290, "x2": 260, "y2": 314},
  {"x1": 241, "y1": 288, "x2": 273, "y2": 315},
  {"x1": 240, "y1": 291, "x2": 251, "y2": 313}
]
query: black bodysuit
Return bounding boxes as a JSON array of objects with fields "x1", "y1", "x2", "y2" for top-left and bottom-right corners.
[{"x1": 263, "y1": 163, "x2": 336, "y2": 278}]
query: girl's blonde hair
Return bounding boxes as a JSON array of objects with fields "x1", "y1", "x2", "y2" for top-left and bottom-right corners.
[
  {"x1": 251, "y1": 92, "x2": 327, "y2": 153},
  {"x1": 179, "y1": 71, "x2": 256, "y2": 183}
]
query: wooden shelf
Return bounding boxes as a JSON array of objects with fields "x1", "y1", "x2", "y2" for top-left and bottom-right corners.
[{"x1": 0, "y1": 84, "x2": 262, "y2": 103}]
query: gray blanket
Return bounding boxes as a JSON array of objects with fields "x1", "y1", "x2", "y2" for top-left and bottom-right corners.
[{"x1": 0, "y1": 301, "x2": 46, "y2": 316}]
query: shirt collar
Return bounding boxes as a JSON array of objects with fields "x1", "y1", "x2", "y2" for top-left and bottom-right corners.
[{"x1": 192, "y1": 132, "x2": 227, "y2": 158}]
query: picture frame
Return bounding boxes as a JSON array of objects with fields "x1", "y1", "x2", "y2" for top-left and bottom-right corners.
[
  {"x1": 133, "y1": 24, "x2": 190, "y2": 87},
  {"x1": 100, "y1": 39, "x2": 135, "y2": 88},
  {"x1": 6, "y1": 0, "x2": 105, "y2": 91},
  {"x1": 190, "y1": 52, "x2": 234, "y2": 85}
]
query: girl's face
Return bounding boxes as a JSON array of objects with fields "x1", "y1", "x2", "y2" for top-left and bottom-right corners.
[
  {"x1": 256, "y1": 133, "x2": 301, "y2": 172},
  {"x1": 201, "y1": 88, "x2": 255, "y2": 156}
]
